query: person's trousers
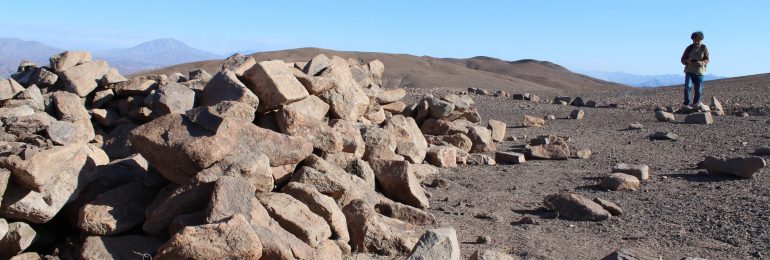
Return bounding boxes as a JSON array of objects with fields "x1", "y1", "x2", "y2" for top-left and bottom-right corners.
[{"x1": 684, "y1": 72, "x2": 704, "y2": 105}]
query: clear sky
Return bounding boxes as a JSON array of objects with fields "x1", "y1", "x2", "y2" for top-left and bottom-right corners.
[{"x1": 1, "y1": 1, "x2": 768, "y2": 77}]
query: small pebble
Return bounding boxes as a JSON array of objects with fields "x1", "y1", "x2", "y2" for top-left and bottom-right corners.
[{"x1": 476, "y1": 236, "x2": 491, "y2": 244}]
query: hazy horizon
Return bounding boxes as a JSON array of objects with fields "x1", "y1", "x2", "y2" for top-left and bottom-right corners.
[{"x1": 2, "y1": 1, "x2": 768, "y2": 77}]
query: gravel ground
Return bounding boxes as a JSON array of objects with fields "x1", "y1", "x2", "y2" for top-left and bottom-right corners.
[{"x1": 407, "y1": 74, "x2": 770, "y2": 259}]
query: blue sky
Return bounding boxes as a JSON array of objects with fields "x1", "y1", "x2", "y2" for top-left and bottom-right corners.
[{"x1": 1, "y1": 1, "x2": 768, "y2": 77}]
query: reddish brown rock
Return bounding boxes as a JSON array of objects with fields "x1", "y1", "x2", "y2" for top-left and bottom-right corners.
[
  {"x1": 369, "y1": 160, "x2": 429, "y2": 209},
  {"x1": 155, "y1": 214, "x2": 263, "y2": 260},
  {"x1": 258, "y1": 192, "x2": 332, "y2": 247},
  {"x1": 425, "y1": 146, "x2": 458, "y2": 168},
  {"x1": 242, "y1": 60, "x2": 309, "y2": 112}
]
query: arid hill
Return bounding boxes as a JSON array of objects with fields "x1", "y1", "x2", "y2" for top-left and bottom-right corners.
[{"x1": 136, "y1": 47, "x2": 631, "y2": 95}]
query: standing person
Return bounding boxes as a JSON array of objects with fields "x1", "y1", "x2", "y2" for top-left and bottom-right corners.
[{"x1": 680, "y1": 31, "x2": 710, "y2": 107}]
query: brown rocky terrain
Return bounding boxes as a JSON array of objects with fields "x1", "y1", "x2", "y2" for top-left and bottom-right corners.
[{"x1": 0, "y1": 49, "x2": 767, "y2": 260}]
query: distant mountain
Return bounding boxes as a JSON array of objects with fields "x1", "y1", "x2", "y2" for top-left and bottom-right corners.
[
  {"x1": 579, "y1": 70, "x2": 724, "y2": 87},
  {"x1": 138, "y1": 47, "x2": 631, "y2": 95},
  {"x1": 93, "y1": 38, "x2": 222, "y2": 74},
  {"x1": 0, "y1": 38, "x2": 62, "y2": 77}
]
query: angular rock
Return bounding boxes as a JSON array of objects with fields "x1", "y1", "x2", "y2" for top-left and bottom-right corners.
[
  {"x1": 711, "y1": 96, "x2": 725, "y2": 116},
  {"x1": 293, "y1": 68, "x2": 338, "y2": 95},
  {"x1": 377, "y1": 88, "x2": 407, "y2": 104},
  {"x1": 495, "y1": 151, "x2": 525, "y2": 164},
  {"x1": 276, "y1": 106, "x2": 344, "y2": 153},
  {"x1": 221, "y1": 53, "x2": 257, "y2": 76},
  {"x1": 698, "y1": 156, "x2": 766, "y2": 178},
  {"x1": 78, "y1": 181, "x2": 158, "y2": 235},
  {"x1": 80, "y1": 235, "x2": 164, "y2": 260},
  {"x1": 425, "y1": 146, "x2": 457, "y2": 168},
  {"x1": 0, "y1": 144, "x2": 101, "y2": 223},
  {"x1": 570, "y1": 109, "x2": 585, "y2": 120},
  {"x1": 114, "y1": 79, "x2": 157, "y2": 96},
  {"x1": 370, "y1": 160, "x2": 429, "y2": 209},
  {"x1": 428, "y1": 98, "x2": 455, "y2": 119},
  {"x1": 522, "y1": 115, "x2": 545, "y2": 127},
  {"x1": 684, "y1": 112, "x2": 713, "y2": 125},
  {"x1": 49, "y1": 50, "x2": 91, "y2": 72},
  {"x1": 384, "y1": 115, "x2": 428, "y2": 164},
  {"x1": 100, "y1": 68, "x2": 127, "y2": 85},
  {"x1": 30, "y1": 68, "x2": 58, "y2": 87},
  {"x1": 242, "y1": 60, "x2": 309, "y2": 111},
  {"x1": 471, "y1": 250, "x2": 516, "y2": 260},
  {"x1": 303, "y1": 54, "x2": 331, "y2": 76},
  {"x1": 188, "y1": 69, "x2": 212, "y2": 81},
  {"x1": 600, "y1": 173, "x2": 640, "y2": 191},
  {"x1": 282, "y1": 95, "x2": 330, "y2": 120},
  {"x1": 571, "y1": 97, "x2": 585, "y2": 107},
  {"x1": 143, "y1": 183, "x2": 213, "y2": 236},
  {"x1": 468, "y1": 126, "x2": 496, "y2": 153},
  {"x1": 101, "y1": 124, "x2": 137, "y2": 159},
  {"x1": 151, "y1": 83, "x2": 196, "y2": 115},
  {"x1": 420, "y1": 118, "x2": 467, "y2": 136},
  {"x1": 612, "y1": 163, "x2": 650, "y2": 180},
  {"x1": 593, "y1": 197, "x2": 623, "y2": 216},
  {"x1": 205, "y1": 176, "x2": 257, "y2": 223},
  {"x1": 343, "y1": 199, "x2": 420, "y2": 256},
  {"x1": 155, "y1": 214, "x2": 262, "y2": 260},
  {"x1": 194, "y1": 152, "x2": 273, "y2": 194},
  {"x1": 185, "y1": 101, "x2": 256, "y2": 132},
  {"x1": 52, "y1": 91, "x2": 95, "y2": 143},
  {"x1": 655, "y1": 111, "x2": 675, "y2": 122},
  {"x1": 544, "y1": 193, "x2": 611, "y2": 221},
  {"x1": 318, "y1": 57, "x2": 369, "y2": 120},
  {"x1": 361, "y1": 126, "x2": 402, "y2": 161},
  {"x1": 330, "y1": 120, "x2": 366, "y2": 158},
  {"x1": 258, "y1": 192, "x2": 332, "y2": 247},
  {"x1": 602, "y1": 248, "x2": 660, "y2": 260},
  {"x1": 0, "y1": 105, "x2": 34, "y2": 122},
  {"x1": 282, "y1": 182, "x2": 349, "y2": 242},
  {"x1": 487, "y1": 119, "x2": 506, "y2": 142},
  {"x1": 0, "y1": 144, "x2": 91, "y2": 192},
  {"x1": 649, "y1": 131, "x2": 678, "y2": 141},
  {"x1": 407, "y1": 228, "x2": 460, "y2": 260},
  {"x1": 424, "y1": 133, "x2": 473, "y2": 153},
  {"x1": 0, "y1": 222, "x2": 36, "y2": 259},
  {"x1": 468, "y1": 154, "x2": 496, "y2": 166},
  {"x1": 201, "y1": 70, "x2": 260, "y2": 109},
  {"x1": 60, "y1": 60, "x2": 110, "y2": 97}
]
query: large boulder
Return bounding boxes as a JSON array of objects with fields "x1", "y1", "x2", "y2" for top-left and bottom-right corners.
[
  {"x1": 221, "y1": 53, "x2": 256, "y2": 76},
  {"x1": 282, "y1": 95, "x2": 330, "y2": 121},
  {"x1": 78, "y1": 181, "x2": 159, "y2": 235},
  {"x1": 0, "y1": 78, "x2": 25, "y2": 101},
  {"x1": 258, "y1": 192, "x2": 332, "y2": 247},
  {"x1": 468, "y1": 126, "x2": 496, "y2": 153},
  {"x1": 0, "y1": 144, "x2": 102, "y2": 223},
  {"x1": 343, "y1": 200, "x2": 420, "y2": 256},
  {"x1": 275, "y1": 107, "x2": 344, "y2": 153},
  {"x1": 150, "y1": 83, "x2": 196, "y2": 115},
  {"x1": 543, "y1": 193, "x2": 611, "y2": 221},
  {"x1": 698, "y1": 156, "x2": 766, "y2": 178},
  {"x1": 319, "y1": 57, "x2": 369, "y2": 120},
  {"x1": 155, "y1": 214, "x2": 263, "y2": 260},
  {"x1": 60, "y1": 60, "x2": 110, "y2": 97},
  {"x1": 406, "y1": 228, "x2": 460, "y2": 260},
  {"x1": 384, "y1": 115, "x2": 428, "y2": 164},
  {"x1": 242, "y1": 60, "x2": 309, "y2": 112},
  {"x1": 129, "y1": 114, "x2": 312, "y2": 183},
  {"x1": 487, "y1": 119, "x2": 506, "y2": 142},
  {"x1": 49, "y1": 50, "x2": 91, "y2": 72},
  {"x1": 281, "y1": 182, "x2": 349, "y2": 242},
  {"x1": 370, "y1": 160, "x2": 429, "y2": 209}
]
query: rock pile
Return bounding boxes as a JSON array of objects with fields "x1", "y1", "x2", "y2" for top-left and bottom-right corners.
[{"x1": 0, "y1": 51, "x2": 508, "y2": 258}]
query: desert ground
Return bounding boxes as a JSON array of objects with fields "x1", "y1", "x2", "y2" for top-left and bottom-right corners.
[{"x1": 411, "y1": 74, "x2": 770, "y2": 259}]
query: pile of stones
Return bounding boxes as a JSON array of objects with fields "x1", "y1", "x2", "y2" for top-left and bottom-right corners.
[{"x1": 0, "y1": 51, "x2": 515, "y2": 259}]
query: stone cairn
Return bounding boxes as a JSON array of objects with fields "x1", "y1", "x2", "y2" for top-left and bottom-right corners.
[{"x1": 0, "y1": 51, "x2": 511, "y2": 259}]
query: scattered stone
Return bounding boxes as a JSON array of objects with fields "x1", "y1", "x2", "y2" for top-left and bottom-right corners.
[
  {"x1": 600, "y1": 173, "x2": 641, "y2": 191},
  {"x1": 528, "y1": 140, "x2": 570, "y2": 160},
  {"x1": 522, "y1": 115, "x2": 545, "y2": 127},
  {"x1": 628, "y1": 122, "x2": 644, "y2": 130},
  {"x1": 602, "y1": 248, "x2": 660, "y2": 260},
  {"x1": 553, "y1": 96, "x2": 571, "y2": 104},
  {"x1": 710, "y1": 97, "x2": 725, "y2": 116},
  {"x1": 468, "y1": 154, "x2": 496, "y2": 166},
  {"x1": 406, "y1": 228, "x2": 460, "y2": 260},
  {"x1": 476, "y1": 236, "x2": 491, "y2": 244},
  {"x1": 612, "y1": 163, "x2": 650, "y2": 180},
  {"x1": 467, "y1": 126, "x2": 496, "y2": 153},
  {"x1": 544, "y1": 115, "x2": 556, "y2": 120},
  {"x1": 495, "y1": 151, "x2": 525, "y2": 164},
  {"x1": 684, "y1": 112, "x2": 713, "y2": 125},
  {"x1": 571, "y1": 97, "x2": 585, "y2": 106},
  {"x1": 425, "y1": 146, "x2": 458, "y2": 168},
  {"x1": 487, "y1": 119, "x2": 506, "y2": 142},
  {"x1": 543, "y1": 193, "x2": 611, "y2": 221},
  {"x1": 655, "y1": 111, "x2": 675, "y2": 122},
  {"x1": 649, "y1": 132, "x2": 678, "y2": 141},
  {"x1": 697, "y1": 156, "x2": 766, "y2": 178},
  {"x1": 470, "y1": 249, "x2": 517, "y2": 260},
  {"x1": 570, "y1": 110, "x2": 585, "y2": 120},
  {"x1": 593, "y1": 198, "x2": 623, "y2": 216}
]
